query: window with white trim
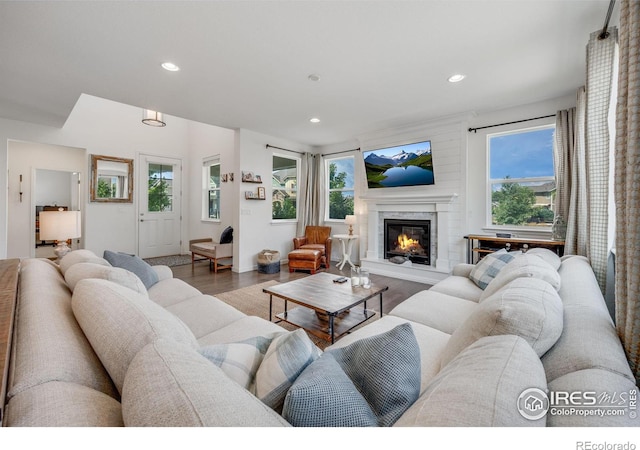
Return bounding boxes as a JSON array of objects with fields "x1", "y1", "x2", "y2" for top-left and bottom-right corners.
[
  {"x1": 272, "y1": 154, "x2": 299, "y2": 220},
  {"x1": 488, "y1": 126, "x2": 556, "y2": 228},
  {"x1": 325, "y1": 155, "x2": 354, "y2": 220},
  {"x1": 202, "y1": 156, "x2": 221, "y2": 220}
]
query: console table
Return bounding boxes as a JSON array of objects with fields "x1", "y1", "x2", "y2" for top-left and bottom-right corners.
[{"x1": 464, "y1": 234, "x2": 565, "y2": 264}]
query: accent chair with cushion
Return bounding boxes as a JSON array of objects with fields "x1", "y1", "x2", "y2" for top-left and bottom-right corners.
[
  {"x1": 189, "y1": 226, "x2": 233, "y2": 273},
  {"x1": 292, "y1": 226, "x2": 332, "y2": 268}
]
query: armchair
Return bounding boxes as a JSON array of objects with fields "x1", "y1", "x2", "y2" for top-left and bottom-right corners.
[{"x1": 293, "y1": 226, "x2": 332, "y2": 268}]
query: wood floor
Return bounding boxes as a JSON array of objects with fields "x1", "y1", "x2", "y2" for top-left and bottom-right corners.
[{"x1": 170, "y1": 259, "x2": 430, "y2": 314}]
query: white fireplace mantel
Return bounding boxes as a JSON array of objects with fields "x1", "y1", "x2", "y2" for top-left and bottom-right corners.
[{"x1": 359, "y1": 192, "x2": 458, "y2": 284}]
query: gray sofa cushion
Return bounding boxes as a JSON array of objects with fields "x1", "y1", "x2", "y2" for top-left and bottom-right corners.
[
  {"x1": 103, "y1": 250, "x2": 159, "y2": 289},
  {"x1": 122, "y1": 339, "x2": 289, "y2": 427},
  {"x1": 64, "y1": 262, "x2": 148, "y2": 295},
  {"x1": 165, "y1": 294, "x2": 246, "y2": 339},
  {"x1": 547, "y1": 369, "x2": 639, "y2": 426},
  {"x1": 59, "y1": 249, "x2": 111, "y2": 275},
  {"x1": 395, "y1": 335, "x2": 547, "y2": 427},
  {"x1": 440, "y1": 277, "x2": 563, "y2": 368},
  {"x1": 71, "y1": 278, "x2": 199, "y2": 394},
  {"x1": 4, "y1": 381, "x2": 123, "y2": 427},
  {"x1": 8, "y1": 259, "x2": 118, "y2": 401},
  {"x1": 283, "y1": 323, "x2": 421, "y2": 427},
  {"x1": 527, "y1": 247, "x2": 561, "y2": 270}
]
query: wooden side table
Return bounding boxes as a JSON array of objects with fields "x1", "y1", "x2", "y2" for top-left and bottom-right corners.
[
  {"x1": 464, "y1": 234, "x2": 565, "y2": 264},
  {"x1": 333, "y1": 234, "x2": 358, "y2": 270}
]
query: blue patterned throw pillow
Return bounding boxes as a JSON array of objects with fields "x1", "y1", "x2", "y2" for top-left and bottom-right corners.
[
  {"x1": 282, "y1": 323, "x2": 421, "y2": 427},
  {"x1": 469, "y1": 249, "x2": 516, "y2": 290}
]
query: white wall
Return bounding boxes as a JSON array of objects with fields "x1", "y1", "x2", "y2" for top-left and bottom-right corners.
[
  {"x1": 234, "y1": 129, "x2": 312, "y2": 272},
  {"x1": 1, "y1": 94, "x2": 236, "y2": 259},
  {"x1": 35, "y1": 169, "x2": 73, "y2": 207}
]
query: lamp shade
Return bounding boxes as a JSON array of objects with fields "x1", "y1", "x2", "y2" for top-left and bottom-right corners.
[
  {"x1": 344, "y1": 215, "x2": 356, "y2": 226},
  {"x1": 39, "y1": 211, "x2": 82, "y2": 241},
  {"x1": 142, "y1": 109, "x2": 166, "y2": 127}
]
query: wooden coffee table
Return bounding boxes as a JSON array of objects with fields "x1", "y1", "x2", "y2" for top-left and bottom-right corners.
[{"x1": 263, "y1": 272, "x2": 389, "y2": 344}]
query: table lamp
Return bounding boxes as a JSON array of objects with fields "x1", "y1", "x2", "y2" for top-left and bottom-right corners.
[
  {"x1": 345, "y1": 215, "x2": 356, "y2": 236},
  {"x1": 39, "y1": 210, "x2": 82, "y2": 262}
]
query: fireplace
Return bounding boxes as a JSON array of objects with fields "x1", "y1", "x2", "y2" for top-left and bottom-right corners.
[{"x1": 384, "y1": 219, "x2": 431, "y2": 265}]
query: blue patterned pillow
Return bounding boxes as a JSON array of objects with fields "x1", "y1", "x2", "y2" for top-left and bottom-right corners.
[
  {"x1": 103, "y1": 250, "x2": 159, "y2": 289},
  {"x1": 282, "y1": 323, "x2": 421, "y2": 427},
  {"x1": 199, "y1": 335, "x2": 274, "y2": 390},
  {"x1": 469, "y1": 250, "x2": 516, "y2": 290},
  {"x1": 254, "y1": 329, "x2": 321, "y2": 413}
]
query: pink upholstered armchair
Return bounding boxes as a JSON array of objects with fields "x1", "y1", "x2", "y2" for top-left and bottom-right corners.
[{"x1": 293, "y1": 226, "x2": 332, "y2": 268}]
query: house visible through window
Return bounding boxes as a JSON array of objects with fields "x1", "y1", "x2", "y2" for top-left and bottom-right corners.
[
  {"x1": 272, "y1": 154, "x2": 298, "y2": 220},
  {"x1": 326, "y1": 156, "x2": 354, "y2": 220},
  {"x1": 488, "y1": 126, "x2": 555, "y2": 228},
  {"x1": 203, "y1": 156, "x2": 221, "y2": 220}
]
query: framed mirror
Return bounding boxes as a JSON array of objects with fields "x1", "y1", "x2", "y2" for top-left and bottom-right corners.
[{"x1": 90, "y1": 154, "x2": 133, "y2": 203}]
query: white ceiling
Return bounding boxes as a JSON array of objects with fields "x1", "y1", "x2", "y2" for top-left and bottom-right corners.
[{"x1": 0, "y1": 0, "x2": 617, "y2": 147}]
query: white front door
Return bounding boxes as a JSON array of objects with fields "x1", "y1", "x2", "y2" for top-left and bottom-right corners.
[{"x1": 138, "y1": 154, "x2": 182, "y2": 258}]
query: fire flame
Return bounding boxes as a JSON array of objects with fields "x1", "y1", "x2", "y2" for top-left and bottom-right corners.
[{"x1": 397, "y1": 234, "x2": 420, "y2": 251}]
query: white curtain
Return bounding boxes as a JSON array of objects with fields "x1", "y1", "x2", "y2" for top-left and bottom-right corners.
[
  {"x1": 556, "y1": 88, "x2": 588, "y2": 257},
  {"x1": 296, "y1": 153, "x2": 325, "y2": 236},
  {"x1": 584, "y1": 27, "x2": 618, "y2": 292}
]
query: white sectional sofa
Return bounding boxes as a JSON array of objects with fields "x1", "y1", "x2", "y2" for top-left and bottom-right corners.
[{"x1": 1, "y1": 247, "x2": 637, "y2": 427}]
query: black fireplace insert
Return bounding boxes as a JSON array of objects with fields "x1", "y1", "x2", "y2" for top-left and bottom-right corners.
[{"x1": 384, "y1": 219, "x2": 431, "y2": 265}]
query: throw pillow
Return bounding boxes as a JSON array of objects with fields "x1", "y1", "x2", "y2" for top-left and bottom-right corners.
[
  {"x1": 469, "y1": 249, "x2": 516, "y2": 289},
  {"x1": 282, "y1": 323, "x2": 421, "y2": 427},
  {"x1": 254, "y1": 329, "x2": 321, "y2": 413},
  {"x1": 526, "y1": 247, "x2": 562, "y2": 270},
  {"x1": 103, "y1": 250, "x2": 159, "y2": 289},
  {"x1": 440, "y1": 277, "x2": 564, "y2": 369},
  {"x1": 219, "y1": 226, "x2": 233, "y2": 244},
  {"x1": 199, "y1": 335, "x2": 274, "y2": 390}
]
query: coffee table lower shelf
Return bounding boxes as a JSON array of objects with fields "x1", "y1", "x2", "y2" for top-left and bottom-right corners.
[{"x1": 275, "y1": 307, "x2": 376, "y2": 343}]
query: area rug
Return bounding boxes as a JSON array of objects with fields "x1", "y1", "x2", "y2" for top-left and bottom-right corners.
[
  {"x1": 143, "y1": 254, "x2": 193, "y2": 267},
  {"x1": 215, "y1": 280, "x2": 379, "y2": 351}
]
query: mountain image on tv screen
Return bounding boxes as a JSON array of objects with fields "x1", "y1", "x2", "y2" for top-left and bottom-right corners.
[{"x1": 363, "y1": 140, "x2": 434, "y2": 188}]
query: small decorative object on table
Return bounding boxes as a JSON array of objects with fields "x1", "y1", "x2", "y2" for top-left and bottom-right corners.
[
  {"x1": 360, "y1": 268, "x2": 371, "y2": 288},
  {"x1": 350, "y1": 266, "x2": 360, "y2": 287}
]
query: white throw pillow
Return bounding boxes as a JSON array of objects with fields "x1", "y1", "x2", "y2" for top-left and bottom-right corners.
[
  {"x1": 440, "y1": 277, "x2": 564, "y2": 368},
  {"x1": 526, "y1": 247, "x2": 562, "y2": 270}
]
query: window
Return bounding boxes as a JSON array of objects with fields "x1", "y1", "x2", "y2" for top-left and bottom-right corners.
[
  {"x1": 272, "y1": 154, "x2": 299, "y2": 220},
  {"x1": 148, "y1": 163, "x2": 174, "y2": 212},
  {"x1": 202, "y1": 156, "x2": 221, "y2": 220},
  {"x1": 326, "y1": 156, "x2": 354, "y2": 220},
  {"x1": 488, "y1": 126, "x2": 555, "y2": 228}
]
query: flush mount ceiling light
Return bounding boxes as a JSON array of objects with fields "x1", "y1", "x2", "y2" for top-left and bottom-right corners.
[
  {"x1": 142, "y1": 109, "x2": 166, "y2": 127},
  {"x1": 448, "y1": 74, "x2": 466, "y2": 83},
  {"x1": 308, "y1": 74, "x2": 321, "y2": 82},
  {"x1": 161, "y1": 62, "x2": 180, "y2": 72},
  {"x1": 309, "y1": 117, "x2": 321, "y2": 123}
]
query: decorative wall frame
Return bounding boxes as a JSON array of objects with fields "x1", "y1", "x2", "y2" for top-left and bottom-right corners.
[{"x1": 90, "y1": 154, "x2": 134, "y2": 203}]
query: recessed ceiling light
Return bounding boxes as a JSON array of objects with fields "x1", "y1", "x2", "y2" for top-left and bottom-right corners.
[
  {"x1": 161, "y1": 62, "x2": 180, "y2": 72},
  {"x1": 309, "y1": 117, "x2": 321, "y2": 123},
  {"x1": 308, "y1": 74, "x2": 321, "y2": 82},
  {"x1": 448, "y1": 74, "x2": 466, "y2": 83}
]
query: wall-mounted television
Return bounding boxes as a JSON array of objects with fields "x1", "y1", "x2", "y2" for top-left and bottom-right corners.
[{"x1": 363, "y1": 140, "x2": 434, "y2": 188}]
